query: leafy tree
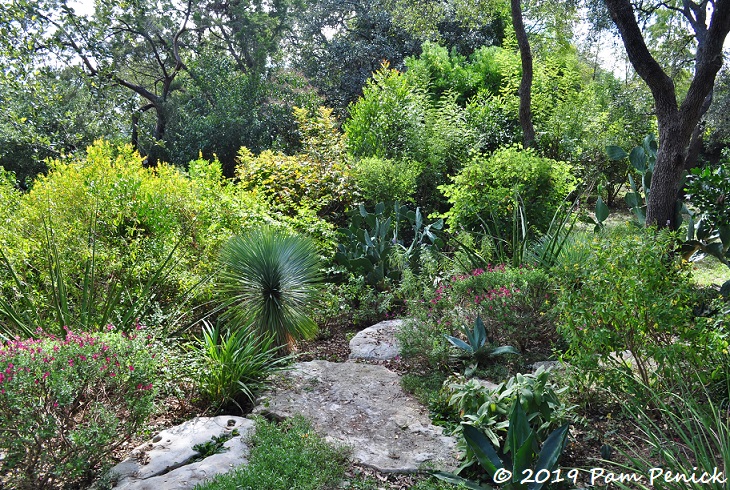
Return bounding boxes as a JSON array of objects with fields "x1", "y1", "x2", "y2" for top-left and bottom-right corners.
[
  {"x1": 1, "y1": 0, "x2": 307, "y2": 169},
  {"x1": 603, "y1": 0, "x2": 730, "y2": 228},
  {"x1": 0, "y1": 66, "x2": 129, "y2": 184},
  {"x1": 291, "y1": 0, "x2": 423, "y2": 115},
  {"x1": 164, "y1": 51, "x2": 321, "y2": 174}
]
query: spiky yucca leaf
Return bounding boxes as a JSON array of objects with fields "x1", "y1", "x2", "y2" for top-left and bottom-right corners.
[{"x1": 219, "y1": 226, "x2": 321, "y2": 350}]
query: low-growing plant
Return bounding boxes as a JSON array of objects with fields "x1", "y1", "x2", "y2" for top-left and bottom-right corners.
[
  {"x1": 434, "y1": 396, "x2": 570, "y2": 490},
  {"x1": 605, "y1": 362, "x2": 730, "y2": 490},
  {"x1": 194, "y1": 416, "x2": 349, "y2": 490},
  {"x1": 0, "y1": 327, "x2": 158, "y2": 489},
  {"x1": 189, "y1": 321, "x2": 292, "y2": 411},
  {"x1": 399, "y1": 263, "x2": 555, "y2": 372},
  {"x1": 445, "y1": 315, "x2": 519, "y2": 375},
  {"x1": 420, "y1": 264, "x2": 554, "y2": 354},
  {"x1": 334, "y1": 202, "x2": 443, "y2": 290},
  {"x1": 443, "y1": 367, "x2": 573, "y2": 450}
]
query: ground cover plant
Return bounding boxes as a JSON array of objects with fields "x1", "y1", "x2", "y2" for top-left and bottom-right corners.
[{"x1": 194, "y1": 416, "x2": 462, "y2": 490}]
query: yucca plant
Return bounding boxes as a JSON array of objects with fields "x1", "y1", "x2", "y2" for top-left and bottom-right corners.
[
  {"x1": 219, "y1": 226, "x2": 321, "y2": 350},
  {"x1": 0, "y1": 213, "x2": 198, "y2": 340}
]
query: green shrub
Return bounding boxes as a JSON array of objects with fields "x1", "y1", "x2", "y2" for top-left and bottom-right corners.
[
  {"x1": 440, "y1": 145, "x2": 577, "y2": 236},
  {"x1": 0, "y1": 327, "x2": 158, "y2": 489},
  {"x1": 352, "y1": 156, "x2": 422, "y2": 206},
  {"x1": 235, "y1": 106, "x2": 357, "y2": 225},
  {"x1": 555, "y1": 225, "x2": 725, "y2": 395},
  {"x1": 344, "y1": 63, "x2": 429, "y2": 162},
  {"x1": 399, "y1": 264, "x2": 555, "y2": 369},
  {"x1": 0, "y1": 141, "x2": 270, "y2": 337}
]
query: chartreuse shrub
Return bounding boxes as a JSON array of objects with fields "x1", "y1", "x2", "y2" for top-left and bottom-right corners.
[
  {"x1": 556, "y1": 225, "x2": 726, "y2": 397},
  {"x1": 0, "y1": 141, "x2": 273, "y2": 337},
  {"x1": 0, "y1": 327, "x2": 158, "y2": 489},
  {"x1": 235, "y1": 106, "x2": 357, "y2": 229},
  {"x1": 440, "y1": 145, "x2": 576, "y2": 238}
]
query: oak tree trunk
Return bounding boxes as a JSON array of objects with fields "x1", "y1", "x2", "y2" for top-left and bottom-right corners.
[{"x1": 604, "y1": 0, "x2": 730, "y2": 229}]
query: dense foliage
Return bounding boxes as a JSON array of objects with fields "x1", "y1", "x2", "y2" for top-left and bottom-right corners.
[{"x1": 0, "y1": 327, "x2": 158, "y2": 489}]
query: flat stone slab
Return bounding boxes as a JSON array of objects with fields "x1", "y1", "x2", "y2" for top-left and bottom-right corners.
[
  {"x1": 348, "y1": 319, "x2": 403, "y2": 360},
  {"x1": 110, "y1": 416, "x2": 255, "y2": 490},
  {"x1": 254, "y1": 360, "x2": 459, "y2": 473}
]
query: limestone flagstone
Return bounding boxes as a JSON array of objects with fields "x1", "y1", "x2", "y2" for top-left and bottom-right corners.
[
  {"x1": 253, "y1": 360, "x2": 459, "y2": 473},
  {"x1": 110, "y1": 416, "x2": 254, "y2": 490}
]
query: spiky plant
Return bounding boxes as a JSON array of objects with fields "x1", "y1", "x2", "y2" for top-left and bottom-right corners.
[{"x1": 219, "y1": 226, "x2": 321, "y2": 350}]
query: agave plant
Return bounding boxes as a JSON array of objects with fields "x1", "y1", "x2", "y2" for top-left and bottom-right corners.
[
  {"x1": 219, "y1": 226, "x2": 321, "y2": 350},
  {"x1": 445, "y1": 315, "x2": 519, "y2": 375}
]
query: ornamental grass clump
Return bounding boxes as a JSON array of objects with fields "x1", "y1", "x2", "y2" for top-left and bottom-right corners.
[{"x1": 0, "y1": 326, "x2": 158, "y2": 489}]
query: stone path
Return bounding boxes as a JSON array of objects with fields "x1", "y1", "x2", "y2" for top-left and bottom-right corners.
[
  {"x1": 110, "y1": 319, "x2": 459, "y2": 488},
  {"x1": 110, "y1": 416, "x2": 254, "y2": 490},
  {"x1": 253, "y1": 360, "x2": 459, "y2": 473}
]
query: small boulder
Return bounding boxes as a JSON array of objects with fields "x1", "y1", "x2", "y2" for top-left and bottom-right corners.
[{"x1": 348, "y1": 319, "x2": 403, "y2": 361}]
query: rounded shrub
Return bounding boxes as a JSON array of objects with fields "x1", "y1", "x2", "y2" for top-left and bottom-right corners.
[
  {"x1": 0, "y1": 327, "x2": 158, "y2": 489},
  {"x1": 555, "y1": 226, "x2": 726, "y2": 394},
  {"x1": 352, "y1": 156, "x2": 422, "y2": 206},
  {"x1": 440, "y1": 145, "x2": 576, "y2": 235}
]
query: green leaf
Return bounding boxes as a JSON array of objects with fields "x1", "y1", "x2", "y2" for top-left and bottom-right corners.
[
  {"x1": 629, "y1": 146, "x2": 647, "y2": 173},
  {"x1": 489, "y1": 345, "x2": 520, "y2": 356},
  {"x1": 595, "y1": 196, "x2": 609, "y2": 224},
  {"x1": 625, "y1": 192, "x2": 640, "y2": 209},
  {"x1": 445, "y1": 335, "x2": 473, "y2": 353},
  {"x1": 528, "y1": 424, "x2": 570, "y2": 490},
  {"x1": 463, "y1": 424, "x2": 503, "y2": 477},
  {"x1": 473, "y1": 315, "x2": 487, "y2": 348},
  {"x1": 605, "y1": 146, "x2": 628, "y2": 160},
  {"x1": 431, "y1": 471, "x2": 494, "y2": 490},
  {"x1": 513, "y1": 431, "x2": 537, "y2": 482},
  {"x1": 505, "y1": 397, "x2": 532, "y2": 455}
]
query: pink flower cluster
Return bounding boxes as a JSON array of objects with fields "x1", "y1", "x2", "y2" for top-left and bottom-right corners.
[
  {"x1": 474, "y1": 286, "x2": 514, "y2": 305},
  {"x1": 0, "y1": 325, "x2": 154, "y2": 398}
]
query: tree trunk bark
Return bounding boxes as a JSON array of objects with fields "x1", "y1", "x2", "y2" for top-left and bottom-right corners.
[
  {"x1": 646, "y1": 123, "x2": 687, "y2": 229},
  {"x1": 603, "y1": 0, "x2": 730, "y2": 229},
  {"x1": 510, "y1": 0, "x2": 535, "y2": 148}
]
